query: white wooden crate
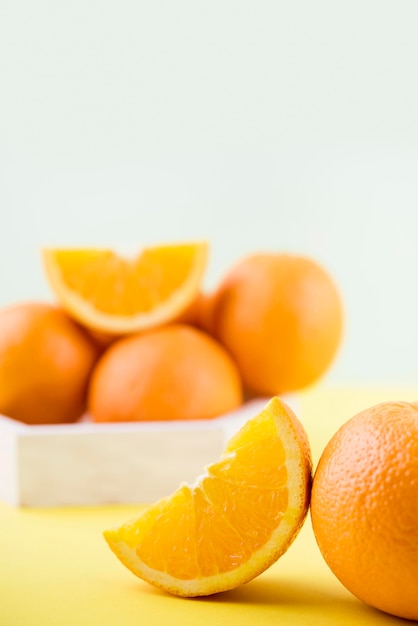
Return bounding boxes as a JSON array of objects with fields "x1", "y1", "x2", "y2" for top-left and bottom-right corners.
[{"x1": 0, "y1": 398, "x2": 276, "y2": 507}]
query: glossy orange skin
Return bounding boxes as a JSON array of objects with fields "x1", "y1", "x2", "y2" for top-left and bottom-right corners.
[
  {"x1": 88, "y1": 323, "x2": 243, "y2": 422},
  {"x1": 311, "y1": 401, "x2": 418, "y2": 620},
  {"x1": 0, "y1": 302, "x2": 99, "y2": 424},
  {"x1": 207, "y1": 253, "x2": 343, "y2": 395}
]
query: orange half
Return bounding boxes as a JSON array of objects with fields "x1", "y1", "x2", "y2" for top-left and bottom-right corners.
[
  {"x1": 42, "y1": 242, "x2": 208, "y2": 334},
  {"x1": 104, "y1": 397, "x2": 312, "y2": 597}
]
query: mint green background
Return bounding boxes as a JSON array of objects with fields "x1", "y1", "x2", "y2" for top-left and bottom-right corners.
[{"x1": 1, "y1": 1, "x2": 418, "y2": 386}]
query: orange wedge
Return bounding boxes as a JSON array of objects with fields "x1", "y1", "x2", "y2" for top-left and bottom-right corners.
[
  {"x1": 104, "y1": 397, "x2": 312, "y2": 597},
  {"x1": 42, "y1": 243, "x2": 208, "y2": 334}
]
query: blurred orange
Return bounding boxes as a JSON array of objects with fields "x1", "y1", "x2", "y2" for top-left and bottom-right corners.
[
  {"x1": 204, "y1": 253, "x2": 343, "y2": 395},
  {"x1": 0, "y1": 302, "x2": 100, "y2": 424},
  {"x1": 42, "y1": 243, "x2": 208, "y2": 335},
  {"x1": 88, "y1": 323, "x2": 243, "y2": 422}
]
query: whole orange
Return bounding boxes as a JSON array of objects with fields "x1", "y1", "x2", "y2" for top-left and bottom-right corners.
[
  {"x1": 310, "y1": 401, "x2": 418, "y2": 620},
  {"x1": 0, "y1": 302, "x2": 100, "y2": 425},
  {"x1": 206, "y1": 253, "x2": 343, "y2": 395},
  {"x1": 88, "y1": 323, "x2": 243, "y2": 422}
]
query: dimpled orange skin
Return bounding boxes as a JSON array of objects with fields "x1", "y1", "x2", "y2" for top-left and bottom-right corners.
[
  {"x1": 0, "y1": 302, "x2": 100, "y2": 424},
  {"x1": 88, "y1": 323, "x2": 243, "y2": 423},
  {"x1": 207, "y1": 253, "x2": 343, "y2": 395},
  {"x1": 310, "y1": 401, "x2": 418, "y2": 621}
]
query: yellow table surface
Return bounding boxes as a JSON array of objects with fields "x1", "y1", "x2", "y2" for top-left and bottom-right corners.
[{"x1": 1, "y1": 385, "x2": 417, "y2": 626}]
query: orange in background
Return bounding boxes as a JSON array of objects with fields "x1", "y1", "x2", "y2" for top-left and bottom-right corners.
[
  {"x1": 0, "y1": 302, "x2": 99, "y2": 425},
  {"x1": 311, "y1": 401, "x2": 418, "y2": 621},
  {"x1": 201, "y1": 253, "x2": 343, "y2": 396},
  {"x1": 42, "y1": 242, "x2": 208, "y2": 335},
  {"x1": 88, "y1": 323, "x2": 243, "y2": 423}
]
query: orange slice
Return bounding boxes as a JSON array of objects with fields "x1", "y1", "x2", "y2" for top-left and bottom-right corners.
[
  {"x1": 104, "y1": 397, "x2": 312, "y2": 597},
  {"x1": 42, "y1": 242, "x2": 208, "y2": 334}
]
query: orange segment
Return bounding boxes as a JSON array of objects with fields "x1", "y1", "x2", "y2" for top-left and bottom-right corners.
[
  {"x1": 42, "y1": 243, "x2": 208, "y2": 334},
  {"x1": 104, "y1": 397, "x2": 312, "y2": 597}
]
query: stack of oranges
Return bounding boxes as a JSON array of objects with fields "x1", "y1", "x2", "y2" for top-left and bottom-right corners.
[
  {"x1": 0, "y1": 241, "x2": 417, "y2": 621},
  {"x1": 0, "y1": 241, "x2": 344, "y2": 426}
]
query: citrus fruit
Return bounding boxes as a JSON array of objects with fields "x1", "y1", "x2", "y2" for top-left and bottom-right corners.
[
  {"x1": 42, "y1": 242, "x2": 208, "y2": 335},
  {"x1": 103, "y1": 396, "x2": 312, "y2": 596},
  {"x1": 88, "y1": 323, "x2": 243, "y2": 423},
  {"x1": 206, "y1": 252, "x2": 343, "y2": 395},
  {"x1": 310, "y1": 401, "x2": 418, "y2": 620},
  {"x1": 0, "y1": 302, "x2": 99, "y2": 425}
]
